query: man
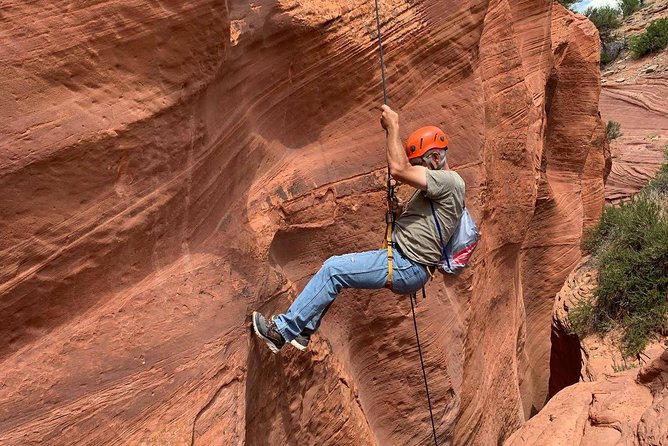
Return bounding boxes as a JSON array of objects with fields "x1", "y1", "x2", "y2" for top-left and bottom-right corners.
[{"x1": 252, "y1": 104, "x2": 465, "y2": 353}]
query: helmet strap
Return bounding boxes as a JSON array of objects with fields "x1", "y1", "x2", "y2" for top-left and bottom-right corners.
[{"x1": 437, "y1": 152, "x2": 447, "y2": 169}]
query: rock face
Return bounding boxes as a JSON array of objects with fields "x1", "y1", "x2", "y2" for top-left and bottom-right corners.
[
  {"x1": 600, "y1": 79, "x2": 668, "y2": 202},
  {"x1": 505, "y1": 348, "x2": 668, "y2": 446},
  {"x1": 549, "y1": 257, "x2": 667, "y2": 397},
  {"x1": 599, "y1": 0, "x2": 668, "y2": 203},
  {"x1": 0, "y1": 1, "x2": 607, "y2": 445}
]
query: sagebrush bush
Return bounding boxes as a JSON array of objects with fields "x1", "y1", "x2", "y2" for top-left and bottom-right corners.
[
  {"x1": 601, "y1": 38, "x2": 626, "y2": 65},
  {"x1": 646, "y1": 155, "x2": 668, "y2": 195},
  {"x1": 586, "y1": 6, "x2": 622, "y2": 46},
  {"x1": 619, "y1": 0, "x2": 641, "y2": 17},
  {"x1": 630, "y1": 18, "x2": 668, "y2": 58},
  {"x1": 575, "y1": 154, "x2": 668, "y2": 357},
  {"x1": 606, "y1": 121, "x2": 623, "y2": 140}
]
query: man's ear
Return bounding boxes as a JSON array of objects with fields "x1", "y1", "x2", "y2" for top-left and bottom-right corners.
[{"x1": 429, "y1": 153, "x2": 439, "y2": 170}]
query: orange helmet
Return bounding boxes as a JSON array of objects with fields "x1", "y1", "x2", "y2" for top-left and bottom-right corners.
[{"x1": 405, "y1": 126, "x2": 449, "y2": 160}]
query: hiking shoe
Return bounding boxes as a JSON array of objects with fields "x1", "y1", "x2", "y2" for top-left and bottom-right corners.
[
  {"x1": 289, "y1": 333, "x2": 311, "y2": 351},
  {"x1": 252, "y1": 312, "x2": 285, "y2": 354}
]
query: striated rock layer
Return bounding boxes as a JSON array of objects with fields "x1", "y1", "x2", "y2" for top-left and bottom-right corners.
[
  {"x1": 505, "y1": 348, "x2": 668, "y2": 446},
  {"x1": 600, "y1": 79, "x2": 668, "y2": 202},
  {"x1": 549, "y1": 257, "x2": 667, "y2": 397},
  {"x1": 599, "y1": 0, "x2": 668, "y2": 203},
  {"x1": 0, "y1": 1, "x2": 608, "y2": 445}
]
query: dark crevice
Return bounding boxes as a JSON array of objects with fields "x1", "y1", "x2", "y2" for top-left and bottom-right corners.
[{"x1": 548, "y1": 315, "x2": 583, "y2": 398}]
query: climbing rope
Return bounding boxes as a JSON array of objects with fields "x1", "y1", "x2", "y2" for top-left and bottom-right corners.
[
  {"x1": 373, "y1": 0, "x2": 388, "y2": 105},
  {"x1": 373, "y1": 2, "x2": 438, "y2": 444},
  {"x1": 410, "y1": 291, "x2": 438, "y2": 445},
  {"x1": 375, "y1": 0, "x2": 395, "y2": 289}
]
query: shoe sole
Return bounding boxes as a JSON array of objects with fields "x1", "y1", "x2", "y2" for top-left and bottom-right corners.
[
  {"x1": 289, "y1": 339, "x2": 308, "y2": 351},
  {"x1": 252, "y1": 312, "x2": 281, "y2": 354}
]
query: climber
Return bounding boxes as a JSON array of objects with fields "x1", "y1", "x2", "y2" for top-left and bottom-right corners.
[{"x1": 252, "y1": 104, "x2": 465, "y2": 353}]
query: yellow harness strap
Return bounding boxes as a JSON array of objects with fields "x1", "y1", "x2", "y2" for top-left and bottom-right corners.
[
  {"x1": 383, "y1": 221, "x2": 393, "y2": 289},
  {"x1": 425, "y1": 264, "x2": 435, "y2": 281}
]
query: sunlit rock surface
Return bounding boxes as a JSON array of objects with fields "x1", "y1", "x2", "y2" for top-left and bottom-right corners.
[
  {"x1": 506, "y1": 348, "x2": 668, "y2": 446},
  {"x1": 0, "y1": 1, "x2": 608, "y2": 444}
]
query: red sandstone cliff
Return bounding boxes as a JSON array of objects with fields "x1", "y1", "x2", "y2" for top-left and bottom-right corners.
[
  {"x1": 505, "y1": 348, "x2": 668, "y2": 446},
  {"x1": 0, "y1": 1, "x2": 608, "y2": 445},
  {"x1": 549, "y1": 257, "x2": 667, "y2": 397},
  {"x1": 600, "y1": 0, "x2": 668, "y2": 203},
  {"x1": 508, "y1": 3, "x2": 668, "y2": 444}
]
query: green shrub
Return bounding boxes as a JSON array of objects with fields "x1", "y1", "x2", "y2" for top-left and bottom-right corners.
[
  {"x1": 575, "y1": 154, "x2": 668, "y2": 357},
  {"x1": 612, "y1": 360, "x2": 637, "y2": 372},
  {"x1": 600, "y1": 51, "x2": 611, "y2": 65},
  {"x1": 630, "y1": 18, "x2": 668, "y2": 58},
  {"x1": 619, "y1": 0, "x2": 641, "y2": 17},
  {"x1": 600, "y1": 39, "x2": 626, "y2": 65},
  {"x1": 586, "y1": 6, "x2": 622, "y2": 46},
  {"x1": 569, "y1": 297, "x2": 600, "y2": 335},
  {"x1": 645, "y1": 150, "x2": 668, "y2": 195},
  {"x1": 606, "y1": 121, "x2": 623, "y2": 140}
]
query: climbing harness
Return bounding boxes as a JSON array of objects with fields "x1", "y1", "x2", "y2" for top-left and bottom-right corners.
[
  {"x1": 373, "y1": 2, "x2": 438, "y2": 445},
  {"x1": 382, "y1": 175, "x2": 396, "y2": 289}
]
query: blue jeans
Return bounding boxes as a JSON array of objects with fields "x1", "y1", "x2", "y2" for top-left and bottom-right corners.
[{"x1": 274, "y1": 248, "x2": 429, "y2": 342}]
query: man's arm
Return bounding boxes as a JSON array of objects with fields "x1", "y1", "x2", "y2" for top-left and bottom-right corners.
[{"x1": 380, "y1": 105, "x2": 427, "y2": 191}]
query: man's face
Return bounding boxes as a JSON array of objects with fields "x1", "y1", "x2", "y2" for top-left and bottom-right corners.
[
  {"x1": 410, "y1": 150, "x2": 444, "y2": 170},
  {"x1": 410, "y1": 156, "x2": 428, "y2": 168}
]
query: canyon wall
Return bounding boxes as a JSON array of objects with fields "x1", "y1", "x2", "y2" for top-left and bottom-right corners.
[
  {"x1": 599, "y1": 0, "x2": 668, "y2": 203},
  {"x1": 0, "y1": 1, "x2": 607, "y2": 444},
  {"x1": 506, "y1": 347, "x2": 668, "y2": 446}
]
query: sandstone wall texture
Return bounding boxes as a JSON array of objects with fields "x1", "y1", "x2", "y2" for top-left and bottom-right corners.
[
  {"x1": 600, "y1": 78, "x2": 668, "y2": 203},
  {"x1": 599, "y1": 0, "x2": 668, "y2": 203},
  {"x1": 505, "y1": 348, "x2": 668, "y2": 446},
  {"x1": 0, "y1": 1, "x2": 608, "y2": 445},
  {"x1": 549, "y1": 257, "x2": 667, "y2": 397}
]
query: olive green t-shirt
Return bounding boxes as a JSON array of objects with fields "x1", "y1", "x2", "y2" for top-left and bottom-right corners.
[{"x1": 394, "y1": 170, "x2": 465, "y2": 266}]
